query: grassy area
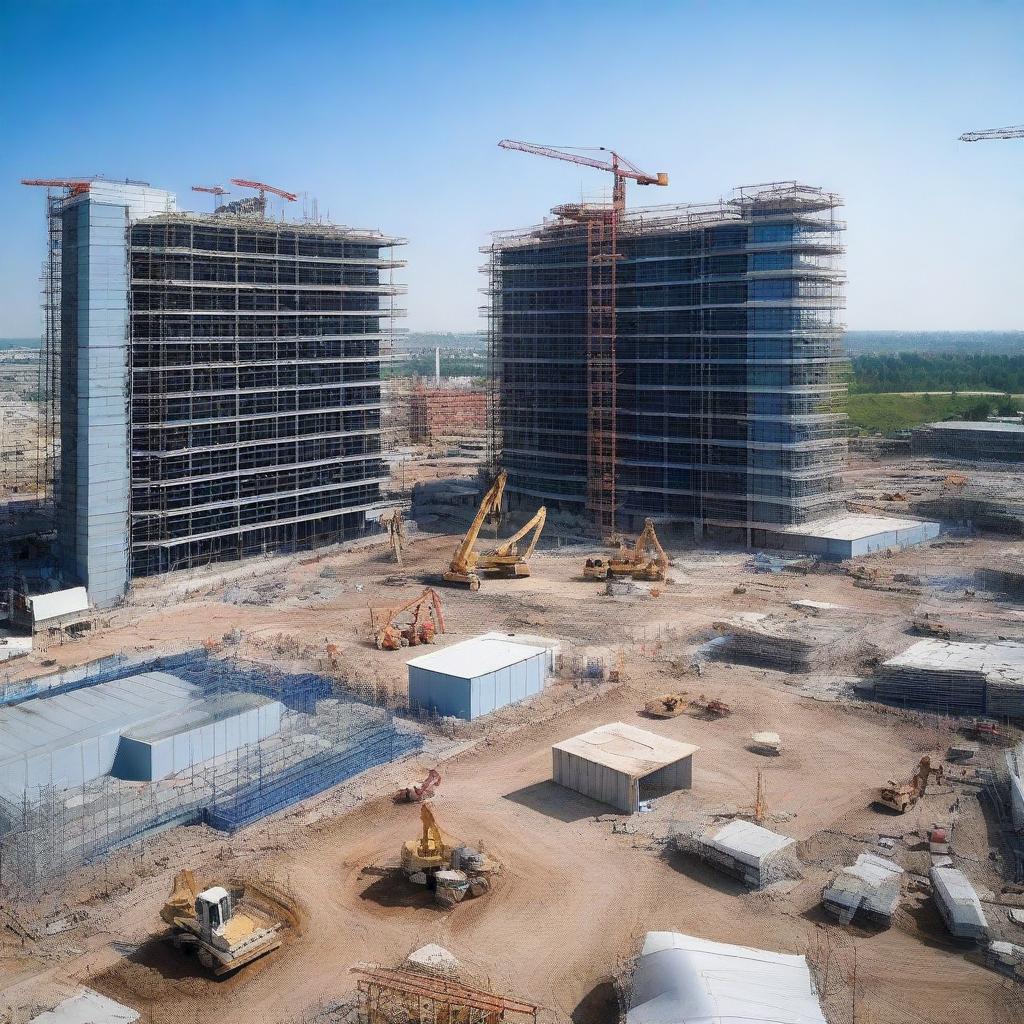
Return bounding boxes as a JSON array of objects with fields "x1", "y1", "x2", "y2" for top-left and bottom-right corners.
[{"x1": 847, "y1": 392, "x2": 1024, "y2": 435}]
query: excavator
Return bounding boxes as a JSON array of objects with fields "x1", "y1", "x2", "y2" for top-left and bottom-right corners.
[
  {"x1": 584, "y1": 518, "x2": 668, "y2": 582},
  {"x1": 370, "y1": 587, "x2": 446, "y2": 650},
  {"x1": 876, "y1": 755, "x2": 944, "y2": 814},
  {"x1": 444, "y1": 471, "x2": 546, "y2": 590}
]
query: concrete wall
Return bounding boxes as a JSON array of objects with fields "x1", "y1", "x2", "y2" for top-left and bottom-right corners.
[{"x1": 408, "y1": 650, "x2": 545, "y2": 720}]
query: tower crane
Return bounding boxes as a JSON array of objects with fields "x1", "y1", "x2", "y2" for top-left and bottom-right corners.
[
  {"x1": 497, "y1": 140, "x2": 668, "y2": 212},
  {"x1": 192, "y1": 184, "x2": 227, "y2": 210},
  {"x1": 21, "y1": 178, "x2": 93, "y2": 196},
  {"x1": 960, "y1": 125, "x2": 1024, "y2": 142},
  {"x1": 229, "y1": 178, "x2": 298, "y2": 217}
]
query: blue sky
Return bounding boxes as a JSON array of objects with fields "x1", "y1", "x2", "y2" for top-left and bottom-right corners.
[{"x1": 0, "y1": 0, "x2": 1021, "y2": 334}]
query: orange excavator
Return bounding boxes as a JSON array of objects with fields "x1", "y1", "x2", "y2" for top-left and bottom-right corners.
[
  {"x1": 584, "y1": 518, "x2": 668, "y2": 582},
  {"x1": 371, "y1": 588, "x2": 446, "y2": 650},
  {"x1": 444, "y1": 471, "x2": 546, "y2": 590}
]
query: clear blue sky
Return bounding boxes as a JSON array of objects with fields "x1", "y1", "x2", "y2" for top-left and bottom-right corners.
[{"x1": 0, "y1": 0, "x2": 1021, "y2": 334}]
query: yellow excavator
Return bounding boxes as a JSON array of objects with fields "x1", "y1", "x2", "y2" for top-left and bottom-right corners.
[
  {"x1": 443, "y1": 471, "x2": 546, "y2": 590},
  {"x1": 584, "y1": 517, "x2": 668, "y2": 582}
]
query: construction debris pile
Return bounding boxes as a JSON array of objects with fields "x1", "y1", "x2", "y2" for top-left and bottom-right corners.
[
  {"x1": 712, "y1": 613, "x2": 865, "y2": 672},
  {"x1": 874, "y1": 638, "x2": 1024, "y2": 716}
]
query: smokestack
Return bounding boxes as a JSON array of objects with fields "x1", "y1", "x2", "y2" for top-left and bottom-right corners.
[{"x1": 435, "y1": 346, "x2": 441, "y2": 384}]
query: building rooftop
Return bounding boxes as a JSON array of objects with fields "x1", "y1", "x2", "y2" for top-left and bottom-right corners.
[
  {"x1": 626, "y1": 931, "x2": 827, "y2": 1024},
  {"x1": 924, "y1": 420, "x2": 1024, "y2": 433},
  {"x1": 704, "y1": 819, "x2": 795, "y2": 867},
  {"x1": 782, "y1": 513, "x2": 932, "y2": 541},
  {"x1": 121, "y1": 691, "x2": 280, "y2": 744},
  {"x1": 930, "y1": 866, "x2": 989, "y2": 934},
  {"x1": 885, "y1": 639, "x2": 1024, "y2": 683},
  {"x1": 28, "y1": 586, "x2": 90, "y2": 624},
  {"x1": 553, "y1": 722, "x2": 699, "y2": 778},
  {"x1": 407, "y1": 635, "x2": 549, "y2": 679}
]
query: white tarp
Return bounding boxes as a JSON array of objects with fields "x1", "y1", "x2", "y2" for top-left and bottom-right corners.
[
  {"x1": 30, "y1": 988, "x2": 139, "y2": 1023},
  {"x1": 627, "y1": 931, "x2": 827, "y2": 1024}
]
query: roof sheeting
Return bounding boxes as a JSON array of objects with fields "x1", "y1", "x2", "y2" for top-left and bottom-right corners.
[
  {"x1": 626, "y1": 931, "x2": 827, "y2": 1024},
  {"x1": 28, "y1": 587, "x2": 90, "y2": 623},
  {"x1": 705, "y1": 820, "x2": 795, "y2": 867},
  {"x1": 552, "y1": 722, "x2": 699, "y2": 778},
  {"x1": 406, "y1": 636, "x2": 548, "y2": 679},
  {"x1": 782, "y1": 514, "x2": 930, "y2": 541},
  {"x1": 30, "y1": 989, "x2": 140, "y2": 1024}
]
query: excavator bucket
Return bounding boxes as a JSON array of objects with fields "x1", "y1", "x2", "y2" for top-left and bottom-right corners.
[{"x1": 161, "y1": 869, "x2": 200, "y2": 925}]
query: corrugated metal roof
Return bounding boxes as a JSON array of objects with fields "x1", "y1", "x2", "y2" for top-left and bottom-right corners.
[
  {"x1": 705, "y1": 820, "x2": 795, "y2": 866},
  {"x1": 407, "y1": 636, "x2": 547, "y2": 679},
  {"x1": 782, "y1": 514, "x2": 931, "y2": 540},
  {"x1": 626, "y1": 931, "x2": 827, "y2": 1024},
  {"x1": 553, "y1": 722, "x2": 699, "y2": 778},
  {"x1": 0, "y1": 672, "x2": 198, "y2": 763}
]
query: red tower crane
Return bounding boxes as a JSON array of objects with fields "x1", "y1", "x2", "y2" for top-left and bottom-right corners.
[
  {"x1": 496, "y1": 141, "x2": 668, "y2": 541},
  {"x1": 192, "y1": 184, "x2": 228, "y2": 211},
  {"x1": 960, "y1": 124, "x2": 1024, "y2": 142},
  {"x1": 496, "y1": 140, "x2": 667, "y2": 212},
  {"x1": 21, "y1": 178, "x2": 93, "y2": 196}
]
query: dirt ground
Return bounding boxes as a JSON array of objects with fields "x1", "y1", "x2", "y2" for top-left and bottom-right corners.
[{"x1": 4, "y1": 516, "x2": 1024, "y2": 1023}]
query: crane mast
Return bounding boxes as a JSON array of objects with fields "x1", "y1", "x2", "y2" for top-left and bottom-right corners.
[{"x1": 497, "y1": 141, "x2": 667, "y2": 541}]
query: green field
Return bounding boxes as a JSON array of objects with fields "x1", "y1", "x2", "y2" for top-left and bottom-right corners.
[{"x1": 846, "y1": 392, "x2": 1024, "y2": 435}]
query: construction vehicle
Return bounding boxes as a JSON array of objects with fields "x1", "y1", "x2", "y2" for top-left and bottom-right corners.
[
  {"x1": 444, "y1": 471, "x2": 545, "y2": 589},
  {"x1": 371, "y1": 587, "x2": 445, "y2": 650},
  {"x1": 395, "y1": 768, "x2": 441, "y2": 804},
  {"x1": 379, "y1": 508, "x2": 405, "y2": 565},
  {"x1": 475, "y1": 505, "x2": 547, "y2": 580},
  {"x1": 160, "y1": 870, "x2": 283, "y2": 975},
  {"x1": 644, "y1": 693, "x2": 689, "y2": 718},
  {"x1": 584, "y1": 518, "x2": 668, "y2": 582},
  {"x1": 690, "y1": 695, "x2": 732, "y2": 718},
  {"x1": 400, "y1": 803, "x2": 498, "y2": 906},
  {"x1": 967, "y1": 718, "x2": 1002, "y2": 743},
  {"x1": 876, "y1": 755, "x2": 944, "y2": 814}
]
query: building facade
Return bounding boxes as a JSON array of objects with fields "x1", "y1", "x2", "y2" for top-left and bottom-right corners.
[
  {"x1": 52, "y1": 180, "x2": 405, "y2": 605},
  {"x1": 485, "y1": 182, "x2": 847, "y2": 537}
]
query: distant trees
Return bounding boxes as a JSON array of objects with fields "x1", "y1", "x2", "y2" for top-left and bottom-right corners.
[{"x1": 850, "y1": 352, "x2": 1024, "y2": 395}]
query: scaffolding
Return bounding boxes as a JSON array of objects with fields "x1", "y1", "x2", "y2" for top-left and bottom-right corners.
[
  {"x1": 484, "y1": 182, "x2": 848, "y2": 537},
  {"x1": 408, "y1": 381, "x2": 487, "y2": 446},
  {"x1": 0, "y1": 649, "x2": 423, "y2": 894},
  {"x1": 127, "y1": 211, "x2": 407, "y2": 576}
]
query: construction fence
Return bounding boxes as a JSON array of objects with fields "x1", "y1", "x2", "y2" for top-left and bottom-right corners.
[{"x1": 0, "y1": 649, "x2": 422, "y2": 894}]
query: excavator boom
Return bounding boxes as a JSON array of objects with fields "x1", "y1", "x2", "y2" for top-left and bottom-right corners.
[
  {"x1": 443, "y1": 472, "x2": 507, "y2": 590},
  {"x1": 476, "y1": 505, "x2": 547, "y2": 579},
  {"x1": 372, "y1": 587, "x2": 446, "y2": 650}
]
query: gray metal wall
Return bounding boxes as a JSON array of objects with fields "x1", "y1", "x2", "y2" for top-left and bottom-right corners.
[
  {"x1": 552, "y1": 748, "x2": 635, "y2": 813},
  {"x1": 408, "y1": 651, "x2": 545, "y2": 721}
]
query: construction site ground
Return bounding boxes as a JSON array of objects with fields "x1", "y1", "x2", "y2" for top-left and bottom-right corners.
[{"x1": 4, "y1": 513, "x2": 1024, "y2": 1023}]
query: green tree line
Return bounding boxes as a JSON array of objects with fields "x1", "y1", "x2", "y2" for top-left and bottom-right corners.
[{"x1": 850, "y1": 352, "x2": 1024, "y2": 394}]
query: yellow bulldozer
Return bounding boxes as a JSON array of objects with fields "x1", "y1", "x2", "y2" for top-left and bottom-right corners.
[
  {"x1": 584, "y1": 518, "x2": 668, "y2": 582},
  {"x1": 160, "y1": 870, "x2": 284, "y2": 975},
  {"x1": 444, "y1": 471, "x2": 546, "y2": 591}
]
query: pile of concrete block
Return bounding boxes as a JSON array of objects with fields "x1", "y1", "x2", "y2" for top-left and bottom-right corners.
[{"x1": 822, "y1": 853, "x2": 903, "y2": 926}]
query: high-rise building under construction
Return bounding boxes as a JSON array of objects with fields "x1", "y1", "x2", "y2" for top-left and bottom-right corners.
[
  {"x1": 41, "y1": 179, "x2": 404, "y2": 606},
  {"x1": 485, "y1": 182, "x2": 847, "y2": 540}
]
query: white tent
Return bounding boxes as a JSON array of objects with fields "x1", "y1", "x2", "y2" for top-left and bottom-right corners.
[{"x1": 627, "y1": 931, "x2": 827, "y2": 1024}]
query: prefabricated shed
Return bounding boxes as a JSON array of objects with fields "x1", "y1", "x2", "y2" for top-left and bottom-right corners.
[
  {"x1": 552, "y1": 721, "x2": 699, "y2": 813},
  {"x1": 407, "y1": 635, "x2": 548, "y2": 720}
]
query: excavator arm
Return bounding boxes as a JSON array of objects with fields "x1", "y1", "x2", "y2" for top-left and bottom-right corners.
[
  {"x1": 492, "y1": 506, "x2": 547, "y2": 559},
  {"x1": 444, "y1": 471, "x2": 507, "y2": 589},
  {"x1": 633, "y1": 518, "x2": 668, "y2": 576}
]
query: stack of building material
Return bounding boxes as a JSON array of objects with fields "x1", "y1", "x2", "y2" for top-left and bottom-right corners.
[
  {"x1": 822, "y1": 853, "x2": 903, "y2": 926},
  {"x1": 712, "y1": 615, "x2": 863, "y2": 672},
  {"x1": 626, "y1": 931, "x2": 828, "y2": 1024},
  {"x1": 875, "y1": 639, "x2": 1024, "y2": 717},
  {"x1": 930, "y1": 866, "x2": 989, "y2": 941},
  {"x1": 681, "y1": 819, "x2": 799, "y2": 889}
]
